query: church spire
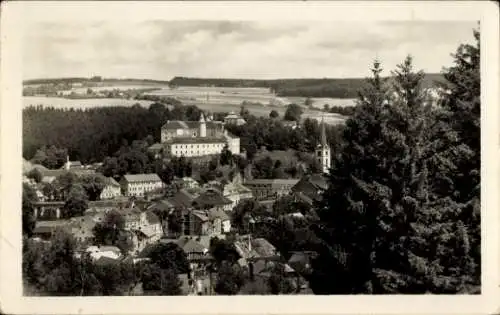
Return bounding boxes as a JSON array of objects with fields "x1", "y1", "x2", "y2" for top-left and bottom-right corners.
[{"x1": 320, "y1": 116, "x2": 328, "y2": 147}]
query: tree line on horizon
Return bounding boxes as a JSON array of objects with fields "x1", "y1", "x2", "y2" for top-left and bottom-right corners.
[
  {"x1": 169, "y1": 73, "x2": 445, "y2": 98},
  {"x1": 24, "y1": 73, "x2": 445, "y2": 99}
]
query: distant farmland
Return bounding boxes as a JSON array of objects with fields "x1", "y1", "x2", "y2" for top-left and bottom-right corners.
[{"x1": 169, "y1": 73, "x2": 445, "y2": 99}]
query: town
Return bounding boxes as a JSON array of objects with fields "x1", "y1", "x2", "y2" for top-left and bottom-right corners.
[
  {"x1": 23, "y1": 106, "x2": 335, "y2": 295},
  {"x1": 20, "y1": 22, "x2": 480, "y2": 297}
]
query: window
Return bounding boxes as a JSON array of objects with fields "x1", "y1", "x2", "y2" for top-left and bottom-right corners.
[{"x1": 183, "y1": 214, "x2": 190, "y2": 235}]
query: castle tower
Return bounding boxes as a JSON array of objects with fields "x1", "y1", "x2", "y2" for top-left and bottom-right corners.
[
  {"x1": 316, "y1": 117, "x2": 331, "y2": 174},
  {"x1": 199, "y1": 113, "x2": 207, "y2": 138}
]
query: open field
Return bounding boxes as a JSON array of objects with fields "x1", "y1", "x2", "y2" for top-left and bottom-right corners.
[
  {"x1": 145, "y1": 86, "x2": 357, "y2": 109},
  {"x1": 23, "y1": 96, "x2": 154, "y2": 109},
  {"x1": 23, "y1": 84, "x2": 350, "y2": 125},
  {"x1": 71, "y1": 85, "x2": 164, "y2": 94}
]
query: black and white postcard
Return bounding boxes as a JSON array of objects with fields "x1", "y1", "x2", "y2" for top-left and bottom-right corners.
[{"x1": 0, "y1": 1, "x2": 499, "y2": 314}]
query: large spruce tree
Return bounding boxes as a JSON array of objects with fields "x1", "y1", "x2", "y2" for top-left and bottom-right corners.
[
  {"x1": 310, "y1": 59, "x2": 392, "y2": 294},
  {"x1": 311, "y1": 28, "x2": 480, "y2": 294}
]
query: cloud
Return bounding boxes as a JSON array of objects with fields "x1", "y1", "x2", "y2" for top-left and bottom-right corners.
[{"x1": 23, "y1": 20, "x2": 477, "y2": 80}]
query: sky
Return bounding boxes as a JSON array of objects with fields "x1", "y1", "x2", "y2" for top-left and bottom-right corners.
[{"x1": 23, "y1": 20, "x2": 478, "y2": 81}]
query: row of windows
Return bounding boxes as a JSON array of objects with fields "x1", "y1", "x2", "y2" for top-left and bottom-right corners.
[{"x1": 173, "y1": 143, "x2": 223, "y2": 149}]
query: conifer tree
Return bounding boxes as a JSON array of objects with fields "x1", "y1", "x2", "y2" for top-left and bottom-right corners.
[
  {"x1": 310, "y1": 60, "x2": 391, "y2": 294},
  {"x1": 311, "y1": 47, "x2": 480, "y2": 294},
  {"x1": 434, "y1": 28, "x2": 481, "y2": 289}
]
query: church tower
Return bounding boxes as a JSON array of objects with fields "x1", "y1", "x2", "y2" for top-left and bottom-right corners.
[
  {"x1": 316, "y1": 118, "x2": 331, "y2": 174},
  {"x1": 199, "y1": 113, "x2": 207, "y2": 138},
  {"x1": 65, "y1": 154, "x2": 70, "y2": 171}
]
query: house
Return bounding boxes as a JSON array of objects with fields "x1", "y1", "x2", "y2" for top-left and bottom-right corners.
[
  {"x1": 99, "y1": 177, "x2": 122, "y2": 200},
  {"x1": 222, "y1": 174, "x2": 253, "y2": 210},
  {"x1": 243, "y1": 179, "x2": 300, "y2": 201},
  {"x1": 160, "y1": 114, "x2": 240, "y2": 157},
  {"x1": 190, "y1": 208, "x2": 231, "y2": 236},
  {"x1": 223, "y1": 112, "x2": 246, "y2": 126},
  {"x1": 32, "y1": 220, "x2": 71, "y2": 239},
  {"x1": 233, "y1": 236, "x2": 281, "y2": 273},
  {"x1": 68, "y1": 215, "x2": 97, "y2": 244},
  {"x1": 168, "y1": 188, "x2": 199, "y2": 209},
  {"x1": 120, "y1": 173, "x2": 164, "y2": 198},
  {"x1": 173, "y1": 177, "x2": 200, "y2": 190},
  {"x1": 122, "y1": 208, "x2": 163, "y2": 255},
  {"x1": 39, "y1": 169, "x2": 67, "y2": 184},
  {"x1": 38, "y1": 165, "x2": 96, "y2": 184},
  {"x1": 193, "y1": 188, "x2": 233, "y2": 212},
  {"x1": 61, "y1": 158, "x2": 84, "y2": 171},
  {"x1": 85, "y1": 198, "x2": 130, "y2": 214},
  {"x1": 159, "y1": 236, "x2": 213, "y2": 267},
  {"x1": 291, "y1": 174, "x2": 328, "y2": 206},
  {"x1": 208, "y1": 208, "x2": 231, "y2": 234}
]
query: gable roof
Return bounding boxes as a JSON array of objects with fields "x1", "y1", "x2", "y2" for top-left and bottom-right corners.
[
  {"x1": 308, "y1": 174, "x2": 328, "y2": 190},
  {"x1": 123, "y1": 173, "x2": 162, "y2": 183},
  {"x1": 251, "y1": 238, "x2": 277, "y2": 257},
  {"x1": 291, "y1": 174, "x2": 328, "y2": 204},
  {"x1": 145, "y1": 211, "x2": 161, "y2": 224},
  {"x1": 192, "y1": 210, "x2": 209, "y2": 222},
  {"x1": 168, "y1": 189, "x2": 198, "y2": 208},
  {"x1": 166, "y1": 136, "x2": 227, "y2": 145},
  {"x1": 98, "y1": 245, "x2": 121, "y2": 254},
  {"x1": 243, "y1": 179, "x2": 300, "y2": 187},
  {"x1": 193, "y1": 188, "x2": 232, "y2": 207},
  {"x1": 181, "y1": 238, "x2": 207, "y2": 254},
  {"x1": 103, "y1": 176, "x2": 120, "y2": 187},
  {"x1": 148, "y1": 143, "x2": 164, "y2": 150},
  {"x1": 95, "y1": 256, "x2": 120, "y2": 266},
  {"x1": 162, "y1": 120, "x2": 222, "y2": 130},
  {"x1": 123, "y1": 207, "x2": 143, "y2": 221},
  {"x1": 148, "y1": 200, "x2": 175, "y2": 212},
  {"x1": 208, "y1": 208, "x2": 230, "y2": 221},
  {"x1": 40, "y1": 169, "x2": 67, "y2": 179},
  {"x1": 33, "y1": 220, "x2": 71, "y2": 234}
]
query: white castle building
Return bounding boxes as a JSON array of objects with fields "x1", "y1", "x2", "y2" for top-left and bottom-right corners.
[{"x1": 160, "y1": 114, "x2": 240, "y2": 158}]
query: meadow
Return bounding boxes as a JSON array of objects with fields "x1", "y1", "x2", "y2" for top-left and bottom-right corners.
[{"x1": 23, "y1": 85, "x2": 350, "y2": 124}]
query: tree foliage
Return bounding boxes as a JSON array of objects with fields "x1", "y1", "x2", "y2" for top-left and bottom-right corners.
[
  {"x1": 22, "y1": 184, "x2": 38, "y2": 237},
  {"x1": 311, "y1": 35, "x2": 480, "y2": 295},
  {"x1": 63, "y1": 184, "x2": 89, "y2": 218},
  {"x1": 284, "y1": 104, "x2": 303, "y2": 122},
  {"x1": 214, "y1": 261, "x2": 246, "y2": 295},
  {"x1": 268, "y1": 263, "x2": 295, "y2": 294},
  {"x1": 269, "y1": 110, "x2": 279, "y2": 119},
  {"x1": 147, "y1": 242, "x2": 190, "y2": 274},
  {"x1": 23, "y1": 103, "x2": 201, "y2": 163}
]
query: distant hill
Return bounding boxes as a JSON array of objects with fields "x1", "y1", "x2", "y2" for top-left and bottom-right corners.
[
  {"x1": 24, "y1": 73, "x2": 446, "y2": 99},
  {"x1": 23, "y1": 77, "x2": 170, "y2": 86},
  {"x1": 169, "y1": 73, "x2": 446, "y2": 98}
]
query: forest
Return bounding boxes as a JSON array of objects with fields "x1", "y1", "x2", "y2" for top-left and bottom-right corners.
[{"x1": 23, "y1": 103, "x2": 203, "y2": 163}]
